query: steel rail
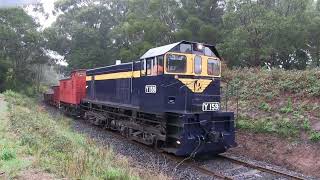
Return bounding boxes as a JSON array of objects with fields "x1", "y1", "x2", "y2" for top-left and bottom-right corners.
[
  {"x1": 163, "y1": 153, "x2": 233, "y2": 180},
  {"x1": 219, "y1": 154, "x2": 307, "y2": 180}
]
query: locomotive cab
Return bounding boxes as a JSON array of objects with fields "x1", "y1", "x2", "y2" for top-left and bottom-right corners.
[{"x1": 139, "y1": 41, "x2": 222, "y2": 113}]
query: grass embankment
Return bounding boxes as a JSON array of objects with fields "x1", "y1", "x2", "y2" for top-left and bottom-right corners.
[
  {"x1": 0, "y1": 91, "x2": 146, "y2": 179},
  {"x1": 223, "y1": 68, "x2": 320, "y2": 141},
  {"x1": 0, "y1": 94, "x2": 32, "y2": 178}
]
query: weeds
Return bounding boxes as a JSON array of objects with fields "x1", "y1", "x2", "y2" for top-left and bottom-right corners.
[
  {"x1": 0, "y1": 148, "x2": 16, "y2": 161},
  {"x1": 302, "y1": 119, "x2": 311, "y2": 131},
  {"x1": 259, "y1": 102, "x2": 271, "y2": 112},
  {"x1": 279, "y1": 98, "x2": 293, "y2": 114},
  {"x1": 236, "y1": 116, "x2": 300, "y2": 138},
  {"x1": 309, "y1": 131, "x2": 320, "y2": 142}
]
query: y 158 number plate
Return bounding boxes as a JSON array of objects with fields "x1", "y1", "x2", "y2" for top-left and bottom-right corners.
[{"x1": 202, "y1": 102, "x2": 220, "y2": 111}]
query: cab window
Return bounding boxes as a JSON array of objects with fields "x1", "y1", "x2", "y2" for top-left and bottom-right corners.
[
  {"x1": 141, "y1": 60, "x2": 146, "y2": 76},
  {"x1": 180, "y1": 43, "x2": 192, "y2": 53},
  {"x1": 146, "y1": 58, "x2": 153, "y2": 75},
  {"x1": 194, "y1": 56, "x2": 202, "y2": 74},
  {"x1": 204, "y1": 47, "x2": 217, "y2": 57},
  {"x1": 208, "y1": 58, "x2": 220, "y2": 76},
  {"x1": 152, "y1": 56, "x2": 164, "y2": 75},
  {"x1": 166, "y1": 54, "x2": 187, "y2": 73}
]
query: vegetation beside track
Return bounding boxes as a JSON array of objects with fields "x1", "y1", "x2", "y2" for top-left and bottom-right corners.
[
  {"x1": 223, "y1": 68, "x2": 320, "y2": 141},
  {"x1": 0, "y1": 91, "x2": 166, "y2": 180},
  {"x1": 0, "y1": 94, "x2": 32, "y2": 178}
]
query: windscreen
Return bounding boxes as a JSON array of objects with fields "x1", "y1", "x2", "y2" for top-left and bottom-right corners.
[
  {"x1": 166, "y1": 54, "x2": 187, "y2": 73},
  {"x1": 208, "y1": 58, "x2": 220, "y2": 76}
]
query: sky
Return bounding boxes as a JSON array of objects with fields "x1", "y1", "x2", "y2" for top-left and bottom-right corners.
[
  {"x1": 26, "y1": 0, "x2": 68, "y2": 66},
  {"x1": 0, "y1": 1, "x2": 67, "y2": 65},
  {"x1": 0, "y1": 0, "x2": 40, "y2": 7},
  {"x1": 0, "y1": 0, "x2": 58, "y2": 28},
  {"x1": 26, "y1": 0, "x2": 58, "y2": 29}
]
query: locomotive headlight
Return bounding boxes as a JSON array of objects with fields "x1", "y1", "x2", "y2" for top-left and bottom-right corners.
[
  {"x1": 197, "y1": 43, "x2": 204, "y2": 50},
  {"x1": 176, "y1": 140, "x2": 181, "y2": 145}
]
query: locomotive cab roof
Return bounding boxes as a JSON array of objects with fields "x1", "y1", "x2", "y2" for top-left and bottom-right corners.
[{"x1": 140, "y1": 40, "x2": 221, "y2": 59}]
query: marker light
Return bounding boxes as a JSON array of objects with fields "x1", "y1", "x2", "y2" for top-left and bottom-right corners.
[
  {"x1": 197, "y1": 43, "x2": 204, "y2": 50},
  {"x1": 176, "y1": 140, "x2": 181, "y2": 145}
]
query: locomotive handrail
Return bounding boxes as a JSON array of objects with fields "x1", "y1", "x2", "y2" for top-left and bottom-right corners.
[{"x1": 222, "y1": 81, "x2": 240, "y2": 120}]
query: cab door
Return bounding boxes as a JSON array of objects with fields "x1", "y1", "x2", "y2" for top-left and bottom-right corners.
[{"x1": 139, "y1": 56, "x2": 164, "y2": 112}]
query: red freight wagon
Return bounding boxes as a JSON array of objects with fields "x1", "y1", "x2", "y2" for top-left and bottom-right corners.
[
  {"x1": 52, "y1": 85, "x2": 60, "y2": 107},
  {"x1": 59, "y1": 70, "x2": 86, "y2": 114}
]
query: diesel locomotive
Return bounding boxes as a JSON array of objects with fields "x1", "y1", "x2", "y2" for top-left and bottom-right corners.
[{"x1": 45, "y1": 41, "x2": 236, "y2": 156}]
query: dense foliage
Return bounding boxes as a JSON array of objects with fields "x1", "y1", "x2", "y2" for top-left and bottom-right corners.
[
  {"x1": 0, "y1": 8, "x2": 49, "y2": 93},
  {"x1": 45, "y1": 0, "x2": 320, "y2": 70},
  {"x1": 1, "y1": 0, "x2": 320, "y2": 91}
]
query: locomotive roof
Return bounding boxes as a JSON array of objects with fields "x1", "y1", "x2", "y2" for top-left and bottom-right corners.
[
  {"x1": 140, "y1": 40, "x2": 218, "y2": 59},
  {"x1": 140, "y1": 42, "x2": 180, "y2": 59}
]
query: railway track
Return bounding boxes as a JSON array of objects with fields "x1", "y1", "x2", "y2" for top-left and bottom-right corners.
[
  {"x1": 45, "y1": 104, "x2": 311, "y2": 180},
  {"x1": 96, "y1": 127, "x2": 309, "y2": 180},
  {"x1": 218, "y1": 154, "x2": 307, "y2": 180},
  {"x1": 166, "y1": 152, "x2": 308, "y2": 180}
]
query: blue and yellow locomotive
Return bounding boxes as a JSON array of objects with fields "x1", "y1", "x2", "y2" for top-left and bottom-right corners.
[{"x1": 81, "y1": 41, "x2": 236, "y2": 156}]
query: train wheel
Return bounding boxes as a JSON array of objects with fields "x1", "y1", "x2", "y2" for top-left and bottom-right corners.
[{"x1": 154, "y1": 138, "x2": 164, "y2": 153}]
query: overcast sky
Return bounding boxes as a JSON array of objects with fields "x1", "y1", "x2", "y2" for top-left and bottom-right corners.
[
  {"x1": 0, "y1": 0, "x2": 57, "y2": 29},
  {"x1": 26, "y1": 0, "x2": 58, "y2": 29},
  {"x1": 0, "y1": 0, "x2": 40, "y2": 7}
]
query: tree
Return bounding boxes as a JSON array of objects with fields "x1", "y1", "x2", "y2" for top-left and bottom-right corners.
[
  {"x1": 44, "y1": 0, "x2": 320, "y2": 70},
  {"x1": 220, "y1": 0, "x2": 312, "y2": 69},
  {"x1": 0, "y1": 8, "x2": 48, "y2": 92}
]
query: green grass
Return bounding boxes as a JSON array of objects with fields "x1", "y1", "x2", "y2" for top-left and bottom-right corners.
[
  {"x1": 1, "y1": 91, "x2": 147, "y2": 180},
  {"x1": 0, "y1": 94, "x2": 31, "y2": 178},
  {"x1": 224, "y1": 68, "x2": 320, "y2": 141},
  {"x1": 236, "y1": 116, "x2": 300, "y2": 138}
]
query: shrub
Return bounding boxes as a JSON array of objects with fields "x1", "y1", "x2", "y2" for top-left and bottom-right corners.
[
  {"x1": 309, "y1": 131, "x2": 320, "y2": 142},
  {"x1": 0, "y1": 148, "x2": 16, "y2": 161}
]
